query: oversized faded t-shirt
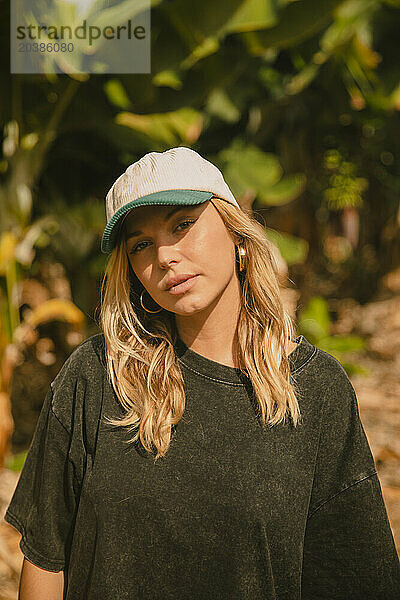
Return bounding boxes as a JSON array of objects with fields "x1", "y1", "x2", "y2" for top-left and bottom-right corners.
[{"x1": 4, "y1": 333, "x2": 400, "y2": 599}]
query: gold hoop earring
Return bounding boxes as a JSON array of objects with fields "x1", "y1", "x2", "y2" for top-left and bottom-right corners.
[
  {"x1": 237, "y1": 245, "x2": 246, "y2": 272},
  {"x1": 140, "y1": 290, "x2": 163, "y2": 313}
]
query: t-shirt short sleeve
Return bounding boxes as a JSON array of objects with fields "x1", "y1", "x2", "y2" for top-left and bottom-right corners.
[
  {"x1": 307, "y1": 352, "x2": 378, "y2": 513},
  {"x1": 4, "y1": 374, "x2": 83, "y2": 572},
  {"x1": 302, "y1": 350, "x2": 400, "y2": 598}
]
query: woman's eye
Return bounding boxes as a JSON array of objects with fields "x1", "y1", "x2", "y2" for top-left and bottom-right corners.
[
  {"x1": 130, "y1": 220, "x2": 196, "y2": 255},
  {"x1": 130, "y1": 241, "x2": 148, "y2": 255},
  {"x1": 175, "y1": 219, "x2": 196, "y2": 232}
]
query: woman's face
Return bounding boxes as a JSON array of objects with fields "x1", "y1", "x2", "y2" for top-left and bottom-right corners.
[{"x1": 124, "y1": 200, "x2": 240, "y2": 317}]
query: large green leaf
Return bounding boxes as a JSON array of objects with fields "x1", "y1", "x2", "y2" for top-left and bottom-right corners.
[
  {"x1": 181, "y1": 37, "x2": 221, "y2": 70},
  {"x1": 285, "y1": 63, "x2": 321, "y2": 94},
  {"x1": 163, "y1": 0, "x2": 278, "y2": 49},
  {"x1": 162, "y1": 0, "x2": 282, "y2": 68},
  {"x1": 88, "y1": 0, "x2": 163, "y2": 52},
  {"x1": 242, "y1": 0, "x2": 343, "y2": 53},
  {"x1": 21, "y1": 0, "x2": 163, "y2": 72},
  {"x1": 258, "y1": 173, "x2": 306, "y2": 206},
  {"x1": 115, "y1": 108, "x2": 203, "y2": 145},
  {"x1": 218, "y1": 141, "x2": 283, "y2": 199},
  {"x1": 205, "y1": 88, "x2": 241, "y2": 122},
  {"x1": 104, "y1": 79, "x2": 132, "y2": 109},
  {"x1": 152, "y1": 70, "x2": 183, "y2": 90},
  {"x1": 298, "y1": 296, "x2": 331, "y2": 340},
  {"x1": 222, "y1": 0, "x2": 279, "y2": 35},
  {"x1": 265, "y1": 228, "x2": 309, "y2": 265}
]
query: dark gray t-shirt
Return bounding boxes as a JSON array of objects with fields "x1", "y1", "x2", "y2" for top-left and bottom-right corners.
[{"x1": 4, "y1": 333, "x2": 400, "y2": 599}]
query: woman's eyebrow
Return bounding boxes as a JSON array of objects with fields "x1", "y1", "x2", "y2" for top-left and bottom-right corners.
[{"x1": 126, "y1": 206, "x2": 187, "y2": 240}]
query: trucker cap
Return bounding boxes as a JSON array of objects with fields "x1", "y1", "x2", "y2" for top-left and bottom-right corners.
[{"x1": 101, "y1": 146, "x2": 240, "y2": 253}]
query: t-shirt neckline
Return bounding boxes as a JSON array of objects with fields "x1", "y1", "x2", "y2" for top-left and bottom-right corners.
[{"x1": 174, "y1": 334, "x2": 316, "y2": 385}]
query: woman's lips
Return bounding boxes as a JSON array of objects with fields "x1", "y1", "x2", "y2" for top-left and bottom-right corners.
[{"x1": 166, "y1": 275, "x2": 199, "y2": 295}]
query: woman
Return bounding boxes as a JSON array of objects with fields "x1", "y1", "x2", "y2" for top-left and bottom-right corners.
[{"x1": 5, "y1": 147, "x2": 400, "y2": 599}]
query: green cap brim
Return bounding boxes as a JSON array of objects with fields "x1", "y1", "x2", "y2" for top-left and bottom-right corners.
[{"x1": 101, "y1": 189, "x2": 214, "y2": 254}]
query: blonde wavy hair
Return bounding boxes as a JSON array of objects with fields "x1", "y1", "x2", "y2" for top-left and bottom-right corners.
[{"x1": 100, "y1": 197, "x2": 302, "y2": 461}]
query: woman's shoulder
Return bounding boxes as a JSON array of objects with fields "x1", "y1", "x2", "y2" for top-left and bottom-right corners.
[
  {"x1": 76, "y1": 332, "x2": 107, "y2": 367},
  {"x1": 48, "y1": 333, "x2": 107, "y2": 428},
  {"x1": 292, "y1": 336, "x2": 352, "y2": 389},
  {"x1": 295, "y1": 335, "x2": 350, "y2": 379},
  {"x1": 53, "y1": 333, "x2": 107, "y2": 381},
  {"x1": 293, "y1": 336, "x2": 359, "y2": 420}
]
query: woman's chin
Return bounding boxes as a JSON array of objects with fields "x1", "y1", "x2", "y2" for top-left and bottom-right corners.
[{"x1": 169, "y1": 296, "x2": 209, "y2": 316}]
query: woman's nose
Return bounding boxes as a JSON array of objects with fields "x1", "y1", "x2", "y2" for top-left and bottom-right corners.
[{"x1": 156, "y1": 242, "x2": 180, "y2": 269}]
